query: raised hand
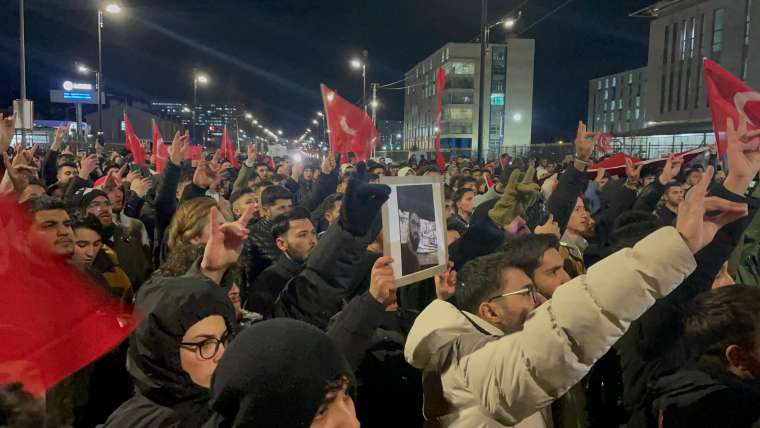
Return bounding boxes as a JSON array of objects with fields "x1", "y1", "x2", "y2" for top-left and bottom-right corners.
[
  {"x1": 52, "y1": 123, "x2": 68, "y2": 151},
  {"x1": 0, "y1": 112, "x2": 17, "y2": 154},
  {"x1": 434, "y1": 261, "x2": 457, "y2": 301},
  {"x1": 79, "y1": 155, "x2": 99, "y2": 180},
  {"x1": 625, "y1": 158, "x2": 643, "y2": 185},
  {"x1": 130, "y1": 176, "x2": 153, "y2": 198},
  {"x1": 659, "y1": 154, "x2": 684, "y2": 185},
  {"x1": 723, "y1": 117, "x2": 760, "y2": 195},
  {"x1": 193, "y1": 151, "x2": 221, "y2": 188},
  {"x1": 370, "y1": 256, "x2": 398, "y2": 308},
  {"x1": 125, "y1": 169, "x2": 141, "y2": 183},
  {"x1": 534, "y1": 214, "x2": 560, "y2": 238},
  {"x1": 574, "y1": 121, "x2": 598, "y2": 162},
  {"x1": 322, "y1": 154, "x2": 336, "y2": 175},
  {"x1": 677, "y1": 166, "x2": 748, "y2": 254},
  {"x1": 169, "y1": 130, "x2": 190, "y2": 166},
  {"x1": 200, "y1": 205, "x2": 255, "y2": 283},
  {"x1": 595, "y1": 167, "x2": 606, "y2": 183},
  {"x1": 247, "y1": 143, "x2": 258, "y2": 163}
]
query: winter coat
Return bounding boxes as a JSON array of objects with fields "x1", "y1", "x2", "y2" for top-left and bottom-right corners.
[
  {"x1": 245, "y1": 253, "x2": 304, "y2": 317},
  {"x1": 654, "y1": 205, "x2": 677, "y2": 227},
  {"x1": 327, "y1": 293, "x2": 425, "y2": 427},
  {"x1": 100, "y1": 276, "x2": 236, "y2": 428},
  {"x1": 404, "y1": 227, "x2": 696, "y2": 428},
  {"x1": 243, "y1": 217, "x2": 278, "y2": 287},
  {"x1": 272, "y1": 221, "x2": 370, "y2": 330},
  {"x1": 615, "y1": 184, "x2": 754, "y2": 428},
  {"x1": 650, "y1": 365, "x2": 760, "y2": 427}
]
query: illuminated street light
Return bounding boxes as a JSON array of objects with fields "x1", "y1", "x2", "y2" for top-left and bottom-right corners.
[
  {"x1": 245, "y1": 112, "x2": 253, "y2": 119},
  {"x1": 76, "y1": 64, "x2": 90, "y2": 74},
  {"x1": 350, "y1": 58, "x2": 362, "y2": 69},
  {"x1": 370, "y1": 99, "x2": 379, "y2": 108},
  {"x1": 105, "y1": 3, "x2": 122, "y2": 14},
  {"x1": 513, "y1": 112, "x2": 523, "y2": 122},
  {"x1": 195, "y1": 74, "x2": 209, "y2": 84},
  {"x1": 312, "y1": 119, "x2": 319, "y2": 125},
  {"x1": 316, "y1": 111, "x2": 324, "y2": 117},
  {"x1": 277, "y1": 130, "x2": 283, "y2": 135},
  {"x1": 253, "y1": 120, "x2": 258, "y2": 125}
]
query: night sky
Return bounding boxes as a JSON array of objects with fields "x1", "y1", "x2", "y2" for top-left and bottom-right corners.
[{"x1": 1, "y1": 0, "x2": 654, "y2": 143}]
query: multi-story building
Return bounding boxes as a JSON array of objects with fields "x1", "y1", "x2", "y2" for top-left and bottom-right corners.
[
  {"x1": 588, "y1": 0, "x2": 759, "y2": 149},
  {"x1": 377, "y1": 120, "x2": 403, "y2": 150},
  {"x1": 587, "y1": 67, "x2": 648, "y2": 134},
  {"x1": 635, "y1": 0, "x2": 759, "y2": 132},
  {"x1": 151, "y1": 101, "x2": 241, "y2": 145},
  {"x1": 403, "y1": 40, "x2": 535, "y2": 160}
]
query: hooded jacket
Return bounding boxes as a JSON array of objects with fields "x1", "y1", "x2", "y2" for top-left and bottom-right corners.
[
  {"x1": 101, "y1": 277, "x2": 235, "y2": 428},
  {"x1": 404, "y1": 227, "x2": 696, "y2": 428},
  {"x1": 650, "y1": 364, "x2": 760, "y2": 427}
]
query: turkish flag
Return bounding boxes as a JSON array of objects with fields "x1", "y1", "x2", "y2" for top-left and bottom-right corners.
[
  {"x1": 124, "y1": 112, "x2": 146, "y2": 165},
  {"x1": 0, "y1": 196, "x2": 136, "y2": 394},
  {"x1": 320, "y1": 84, "x2": 378, "y2": 161},
  {"x1": 220, "y1": 126, "x2": 240, "y2": 168},
  {"x1": 587, "y1": 147, "x2": 708, "y2": 178},
  {"x1": 151, "y1": 119, "x2": 169, "y2": 172},
  {"x1": 434, "y1": 67, "x2": 447, "y2": 172},
  {"x1": 704, "y1": 59, "x2": 760, "y2": 156},
  {"x1": 185, "y1": 145, "x2": 203, "y2": 161}
]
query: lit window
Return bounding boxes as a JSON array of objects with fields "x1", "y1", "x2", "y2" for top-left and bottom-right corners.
[
  {"x1": 712, "y1": 9, "x2": 724, "y2": 56},
  {"x1": 597, "y1": 80, "x2": 602, "y2": 90},
  {"x1": 612, "y1": 77, "x2": 617, "y2": 87}
]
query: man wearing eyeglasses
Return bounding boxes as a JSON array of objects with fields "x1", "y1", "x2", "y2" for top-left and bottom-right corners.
[{"x1": 404, "y1": 165, "x2": 747, "y2": 428}]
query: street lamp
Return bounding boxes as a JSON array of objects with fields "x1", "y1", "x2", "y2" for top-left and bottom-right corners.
[
  {"x1": 277, "y1": 130, "x2": 283, "y2": 136},
  {"x1": 245, "y1": 112, "x2": 253, "y2": 119},
  {"x1": 95, "y1": 2, "x2": 123, "y2": 140},
  {"x1": 349, "y1": 50, "x2": 368, "y2": 112},
  {"x1": 476, "y1": 4, "x2": 522, "y2": 161},
  {"x1": 312, "y1": 119, "x2": 318, "y2": 125},
  {"x1": 192, "y1": 69, "x2": 209, "y2": 145}
]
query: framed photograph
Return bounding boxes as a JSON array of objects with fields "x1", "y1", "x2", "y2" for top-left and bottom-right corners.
[{"x1": 380, "y1": 176, "x2": 448, "y2": 287}]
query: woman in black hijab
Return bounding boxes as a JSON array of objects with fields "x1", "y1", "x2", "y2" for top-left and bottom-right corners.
[{"x1": 101, "y1": 277, "x2": 235, "y2": 428}]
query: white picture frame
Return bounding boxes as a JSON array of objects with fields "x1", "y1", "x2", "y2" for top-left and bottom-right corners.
[{"x1": 380, "y1": 175, "x2": 448, "y2": 287}]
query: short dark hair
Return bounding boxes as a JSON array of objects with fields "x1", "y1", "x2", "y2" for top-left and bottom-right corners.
[
  {"x1": 453, "y1": 188, "x2": 474, "y2": 203},
  {"x1": 254, "y1": 162, "x2": 270, "y2": 170},
  {"x1": 270, "y1": 173, "x2": 287, "y2": 183},
  {"x1": 444, "y1": 187, "x2": 454, "y2": 202},
  {"x1": 24, "y1": 196, "x2": 66, "y2": 214},
  {"x1": 0, "y1": 383, "x2": 46, "y2": 427},
  {"x1": 459, "y1": 176, "x2": 477, "y2": 188},
  {"x1": 71, "y1": 213, "x2": 104, "y2": 236},
  {"x1": 230, "y1": 187, "x2": 256, "y2": 205},
  {"x1": 498, "y1": 234, "x2": 560, "y2": 278},
  {"x1": 260, "y1": 186, "x2": 293, "y2": 208},
  {"x1": 664, "y1": 181, "x2": 683, "y2": 192},
  {"x1": 685, "y1": 285, "x2": 760, "y2": 369},
  {"x1": 322, "y1": 193, "x2": 343, "y2": 216},
  {"x1": 457, "y1": 252, "x2": 513, "y2": 313},
  {"x1": 271, "y1": 207, "x2": 312, "y2": 240}
]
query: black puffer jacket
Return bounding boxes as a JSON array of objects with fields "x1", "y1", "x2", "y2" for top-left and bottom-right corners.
[{"x1": 100, "y1": 276, "x2": 235, "y2": 428}]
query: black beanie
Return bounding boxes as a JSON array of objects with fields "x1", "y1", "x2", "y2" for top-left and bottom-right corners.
[
  {"x1": 71, "y1": 187, "x2": 109, "y2": 210},
  {"x1": 208, "y1": 319, "x2": 354, "y2": 428}
]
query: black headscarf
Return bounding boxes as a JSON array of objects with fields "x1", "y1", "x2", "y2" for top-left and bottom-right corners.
[
  {"x1": 127, "y1": 277, "x2": 235, "y2": 427},
  {"x1": 206, "y1": 319, "x2": 354, "y2": 428}
]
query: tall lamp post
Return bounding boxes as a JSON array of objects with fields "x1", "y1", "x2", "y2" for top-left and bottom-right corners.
[
  {"x1": 192, "y1": 69, "x2": 209, "y2": 145},
  {"x1": 350, "y1": 50, "x2": 368, "y2": 112},
  {"x1": 316, "y1": 111, "x2": 326, "y2": 143},
  {"x1": 97, "y1": 3, "x2": 122, "y2": 141},
  {"x1": 475, "y1": 2, "x2": 521, "y2": 161}
]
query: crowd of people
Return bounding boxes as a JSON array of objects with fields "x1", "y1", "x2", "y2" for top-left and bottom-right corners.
[{"x1": 3, "y1": 110, "x2": 760, "y2": 428}]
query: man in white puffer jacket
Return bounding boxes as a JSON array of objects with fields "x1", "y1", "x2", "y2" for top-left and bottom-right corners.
[{"x1": 404, "y1": 166, "x2": 746, "y2": 428}]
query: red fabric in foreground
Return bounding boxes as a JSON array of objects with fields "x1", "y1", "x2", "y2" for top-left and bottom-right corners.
[{"x1": 0, "y1": 197, "x2": 136, "y2": 394}]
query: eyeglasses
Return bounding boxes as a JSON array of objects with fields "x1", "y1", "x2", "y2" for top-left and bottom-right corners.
[
  {"x1": 487, "y1": 285, "x2": 540, "y2": 304},
  {"x1": 180, "y1": 330, "x2": 230, "y2": 360},
  {"x1": 88, "y1": 200, "x2": 112, "y2": 210}
]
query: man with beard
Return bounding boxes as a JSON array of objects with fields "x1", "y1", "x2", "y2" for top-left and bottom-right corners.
[{"x1": 246, "y1": 207, "x2": 316, "y2": 317}]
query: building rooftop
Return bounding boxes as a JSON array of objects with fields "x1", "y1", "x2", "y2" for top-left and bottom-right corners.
[{"x1": 629, "y1": 0, "x2": 688, "y2": 18}]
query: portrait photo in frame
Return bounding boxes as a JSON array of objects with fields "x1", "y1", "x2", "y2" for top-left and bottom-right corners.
[{"x1": 380, "y1": 175, "x2": 448, "y2": 287}]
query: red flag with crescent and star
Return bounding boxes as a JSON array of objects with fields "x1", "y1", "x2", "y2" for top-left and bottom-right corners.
[
  {"x1": 123, "y1": 112, "x2": 146, "y2": 165},
  {"x1": 151, "y1": 119, "x2": 169, "y2": 172},
  {"x1": 320, "y1": 84, "x2": 378, "y2": 161},
  {"x1": 704, "y1": 59, "x2": 760, "y2": 156}
]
